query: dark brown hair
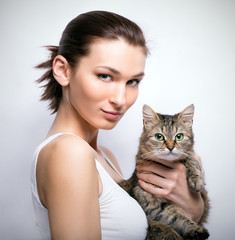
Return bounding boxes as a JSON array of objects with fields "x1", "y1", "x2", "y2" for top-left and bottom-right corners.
[{"x1": 36, "y1": 10, "x2": 148, "y2": 113}]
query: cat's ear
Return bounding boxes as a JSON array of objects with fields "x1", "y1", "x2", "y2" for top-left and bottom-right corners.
[
  {"x1": 142, "y1": 104, "x2": 160, "y2": 129},
  {"x1": 178, "y1": 104, "x2": 194, "y2": 126}
]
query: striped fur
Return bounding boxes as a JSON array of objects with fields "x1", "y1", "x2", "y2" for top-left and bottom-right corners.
[{"x1": 120, "y1": 104, "x2": 210, "y2": 240}]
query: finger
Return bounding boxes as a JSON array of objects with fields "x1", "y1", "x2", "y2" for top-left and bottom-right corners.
[
  {"x1": 190, "y1": 153, "x2": 201, "y2": 164},
  {"x1": 136, "y1": 161, "x2": 186, "y2": 178},
  {"x1": 137, "y1": 171, "x2": 173, "y2": 190},
  {"x1": 138, "y1": 179, "x2": 170, "y2": 198},
  {"x1": 136, "y1": 163, "x2": 170, "y2": 177},
  {"x1": 150, "y1": 158, "x2": 178, "y2": 169},
  {"x1": 190, "y1": 153, "x2": 204, "y2": 175}
]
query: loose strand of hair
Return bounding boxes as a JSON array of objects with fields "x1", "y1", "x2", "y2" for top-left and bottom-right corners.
[{"x1": 35, "y1": 45, "x2": 61, "y2": 113}]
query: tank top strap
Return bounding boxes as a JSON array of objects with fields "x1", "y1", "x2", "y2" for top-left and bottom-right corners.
[
  {"x1": 99, "y1": 148, "x2": 123, "y2": 178},
  {"x1": 37, "y1": 132, "x2": 80, "y2": 148}
]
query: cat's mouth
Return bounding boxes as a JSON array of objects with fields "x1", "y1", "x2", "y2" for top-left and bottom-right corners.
[
  {"x1": 141, "y1": 149, "x2": 184, "y2": 162},
  {"x1": 157, "y1": 150, "x2": 183, "y2": 161}
]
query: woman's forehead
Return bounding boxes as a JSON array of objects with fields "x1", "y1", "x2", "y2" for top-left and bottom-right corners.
[{"x1": 79, "y1": 38, "x2": 146, "y2": 74}]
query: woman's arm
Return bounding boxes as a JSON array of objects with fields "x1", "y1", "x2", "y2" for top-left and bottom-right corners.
[
  {"x1": 37, "y1": 135, "x2": 101, "y2": 240},
  {"x1": 136, "y1": 154, "x2": 204, "y2": 223}
]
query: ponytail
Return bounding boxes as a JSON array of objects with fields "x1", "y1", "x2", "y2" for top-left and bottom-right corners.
[
  {"x1": 36, "y1": 46, "x2": 61, "y2": 113},
  {"x1": 36, "y1": 11, "x2": 148, "y2": 113}
]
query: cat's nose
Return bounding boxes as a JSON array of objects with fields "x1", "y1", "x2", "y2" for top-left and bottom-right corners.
[
  {"x1": 166, "y1": 141, "x2": 175, "y2": 151},
  {"x1": 167, "y1": 145, "x2": 174, "y2": 151}
]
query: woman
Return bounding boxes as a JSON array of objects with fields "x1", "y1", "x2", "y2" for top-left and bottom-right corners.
[{"x1": 31, "y1": 10, "x2": 204, "y2": 239}]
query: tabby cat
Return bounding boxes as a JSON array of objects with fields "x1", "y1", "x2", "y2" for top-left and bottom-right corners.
[{"x1": 120, "y1": 104, "x2": 210, "y2": 240}]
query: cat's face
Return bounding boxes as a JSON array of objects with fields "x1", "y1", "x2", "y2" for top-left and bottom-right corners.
[{"x1": 140, "y1": 104, "x2": 194, "y2": 161}]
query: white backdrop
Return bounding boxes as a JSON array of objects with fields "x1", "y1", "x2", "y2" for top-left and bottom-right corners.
[{"x1": 0, "y1": 0, "x2": 234, "y2": 239}]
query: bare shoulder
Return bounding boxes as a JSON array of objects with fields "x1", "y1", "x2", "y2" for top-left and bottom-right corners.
[
  {"x1": 38, "y1": 135, "x2": 95, "y2": 174},
  {"x1": 41, "y1": 134, "x2": 93, "y2": 159},
  {"x1": 38, "y1": 134, "x2": 96, "y2": 176},
  {"x1": 37, "y1": 135, "x2": 98, "y2": 207},
  {"x1": 99, "y1": 145, "x2": 123, "y2": 175},
  {"x1": 37, "y1": 135, "x2": 101, "y2": 238}
]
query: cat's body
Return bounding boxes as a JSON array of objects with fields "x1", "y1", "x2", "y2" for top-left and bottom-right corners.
[{"x1": 120, "y1": 104, "x2": 209, "y2": 240}]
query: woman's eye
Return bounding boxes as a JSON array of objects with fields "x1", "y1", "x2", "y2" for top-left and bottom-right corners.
[
  {"x1": 155, "y1": 133, "x2": 165, "y2": 141},
  {"x1": 175, "y1": 133, "x2": 184, "y2": 141},
  {"x1": 97, "y1": 74, "x2": 112, "y2": 81},
  {"x1": 127, "y1": 79, "x2": 140, "y2": 87}
]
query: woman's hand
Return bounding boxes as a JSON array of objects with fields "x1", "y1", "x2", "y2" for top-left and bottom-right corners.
[{"x1": 136, "y1": 154, "x2": 204, "y2": 223}]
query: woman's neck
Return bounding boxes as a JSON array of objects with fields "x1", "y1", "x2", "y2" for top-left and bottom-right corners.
[{"x1": 47, "y1": 103, "x2": 99, "y2": 150}]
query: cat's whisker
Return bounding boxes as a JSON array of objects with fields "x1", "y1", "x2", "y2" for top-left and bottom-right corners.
[
  {"x1": 140, "y1": 152, "x2": 155, "y2": 160},
  {"x1": 182, "y1": 151, "x2": 195, "y2": 158},
  {"x1": 181, "y1": 152, "x2": 190, "y2": 157},
  {"x1": 141, "y1": 151, "x2": 160, "y2": 160},
  {"x1": 120, "y1": 104, "x2": 210, "y2": 239}
]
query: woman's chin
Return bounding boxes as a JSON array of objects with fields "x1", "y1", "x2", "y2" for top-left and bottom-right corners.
[
  {"x1": 96, "y1": 119, "x2": 120, "y2": 130},
  {"x1": 101, "y1": 122, "x2": 119, "y2": 130}
]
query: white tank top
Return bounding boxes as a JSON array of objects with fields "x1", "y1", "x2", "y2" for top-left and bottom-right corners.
[{"x1": 31, "y1": 133, "x2": 148, "y2": 239}]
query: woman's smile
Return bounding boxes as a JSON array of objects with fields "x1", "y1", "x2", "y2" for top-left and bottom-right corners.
[
  {"x1": 66, "y1": 38, "x2": 146, "y2": 130},
  {"x1": 101, "y1": 109, "x2": 123, "y2": 121}
]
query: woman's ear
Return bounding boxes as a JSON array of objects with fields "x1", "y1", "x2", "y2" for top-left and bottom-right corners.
[{"x1": 53, "y1": 55, "x2": 71, "y2": 86}]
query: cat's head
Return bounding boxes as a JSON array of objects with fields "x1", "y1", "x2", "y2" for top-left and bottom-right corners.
[{"x1": 140, "y1": 104, "x2": 194, "y2": 161}]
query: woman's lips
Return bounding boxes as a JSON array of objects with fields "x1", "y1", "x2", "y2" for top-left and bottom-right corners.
[{"x1": 102, "y1": 110, "x2": 123, "y2": 120}]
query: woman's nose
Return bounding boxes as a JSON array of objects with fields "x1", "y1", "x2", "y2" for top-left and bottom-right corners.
[{"x1": 109, "y1": 83, "x2": 126, "y2": 107}]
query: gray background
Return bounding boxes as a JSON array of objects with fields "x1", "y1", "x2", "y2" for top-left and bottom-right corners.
[{"x1": 0, "y1": 0, "x2": 234, "y2": 239}]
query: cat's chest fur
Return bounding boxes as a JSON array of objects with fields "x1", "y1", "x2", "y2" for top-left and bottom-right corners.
[{"x1": 119, "y1": 104, "x2": 210, "y2": 240}]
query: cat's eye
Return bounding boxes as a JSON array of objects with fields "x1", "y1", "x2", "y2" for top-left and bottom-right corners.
[
  {"x1": 175, "y1": 133, "x2": 184, "y2": 141},
  {"x1": 155, "y1": 133, "x2": 165, "y2": 141}
]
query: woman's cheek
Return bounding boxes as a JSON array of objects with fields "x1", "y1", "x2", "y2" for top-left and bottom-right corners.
[{"x1": 127, "y1": 88, "x2": 139, "y2": 108}]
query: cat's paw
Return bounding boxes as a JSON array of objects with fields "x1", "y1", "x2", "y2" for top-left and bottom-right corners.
[
  {"x1": 188, "y1": 175, "x2": 205, "y2": 192},
  {"x1": 146, "y1": 230, "x2": 183, "y2": 240},
  {"x1": 146, "y1": 219, "x2": 183, "y2": 240},
  {"x1": 186, "y1": 226, "x2": 209, "y2": 240}
]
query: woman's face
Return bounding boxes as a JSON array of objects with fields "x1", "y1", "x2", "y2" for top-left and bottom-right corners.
[{"x1": 68, "y1": 38, "x2": 146, "y2": 130}]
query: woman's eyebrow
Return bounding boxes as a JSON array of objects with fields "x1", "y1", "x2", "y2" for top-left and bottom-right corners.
[
  {"x1": 96, "y1": 66, "x2": 120, "y2": 75},
  {"x1": 133, "y1": 72, "x2": 145, "y2": 78},
  {"x1": 96, "y1": 66, "x2": 145, "y2": 78}
]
